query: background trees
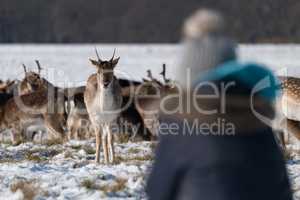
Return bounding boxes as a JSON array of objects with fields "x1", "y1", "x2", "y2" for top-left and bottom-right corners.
[{"x1": 0, "y1": 0, "x2": 299, "y2": 43}]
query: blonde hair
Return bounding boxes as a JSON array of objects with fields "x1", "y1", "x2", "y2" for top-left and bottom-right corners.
[
  {"x1": 183, "y1": 9, "x2": 225, "y2": 40},
  {"x1": 175, "y1": 9, "x2": 236, "y2": 87}
]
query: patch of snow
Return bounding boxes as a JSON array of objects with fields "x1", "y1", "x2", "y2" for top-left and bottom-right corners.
[{"x1": 0, "y1": 140, "x2": 154, "y2": 199}]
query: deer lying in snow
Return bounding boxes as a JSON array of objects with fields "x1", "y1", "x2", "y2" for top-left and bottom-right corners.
[
  {"x1": 84, "y1": 49, "x2": 122, "y2": 164},
  {"x1": 18, "y1": 61, "x2": 49, "y2": 95},
  {"x1": 1, "y1": 89, "x2": 67, "y2": 144},
  {"x1": 0, "y1": 62, "x2": 67, "y2": 144}
]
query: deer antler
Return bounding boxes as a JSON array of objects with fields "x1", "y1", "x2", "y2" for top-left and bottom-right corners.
[
  {"x1": 160, "y1": 63, "x2": 170, "y2": 84},
  {"x1": 35, "y1": 60, "x2": 42, "y2": 75},
  {"x1": 95, "y1": 48, "x2": 102, "y2": 62},
  {"x1": 22, "y1": 64, "x2": 27, "y2": 74},
  {"x1": 147, "y1": 70, "x2": 154, "y2": 81},
  {"x1": 110, "y1": 48, "x2": 116, "y2": 61},
  {"x1": 160, "y1": 64, "x2": 166, "y2": 78}
]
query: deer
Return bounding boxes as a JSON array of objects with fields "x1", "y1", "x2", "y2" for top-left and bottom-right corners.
[
  {"x1": 0, "y1": 79, "x2": 17, "y2": 94},
  {"x1": 134, "y1": 64, "x2": 177, "y2": 139},
  {"x1": 0, "y1": 62, "x2": 67, "y2": 144},
  {"x1": 18, "y1": 61, "x2": 48, "y2": 95},
  {"x1": 84, "y1": 49, "x2": 122, "y2": 164},
  {"x1": 276, "y1": 76, "x2": 300, "y2": 148},
  {"x1": 0, "y1": 89, "x2": 67, "y2": 145},
  {"x1": 67, "y1": 92, "x2": 93, "y2": 140}
]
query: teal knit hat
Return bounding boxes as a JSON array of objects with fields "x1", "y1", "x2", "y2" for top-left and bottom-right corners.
[{"x1": 194, "y1": 61, "x2": 279, "y2": 102}]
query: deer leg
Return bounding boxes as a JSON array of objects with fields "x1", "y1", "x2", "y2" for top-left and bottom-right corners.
[
  {"x1": 74, "y1": 127, "x2": 79, "y2": 140},
  {"x1": 10, "y1": 128, "x2": 21, "y2": 146},
  {"x1": 95, "y1": 126, "x2": 101, "y2": 164},
  {"x1": 44, "y1": 114, "x2": 66, "y2": 141},
  {"x1": 102, "y1": 124, "x2": 109, "y2": 164},
  {"x1": 10, "y1": 129, "x2": 17, "y2": 145},
  {"x1": 68, "y1": 127, "x2": 74, "y2": 140},
  {"x1": 108, "y1": 127, "x2": 115, "y2": 164}
]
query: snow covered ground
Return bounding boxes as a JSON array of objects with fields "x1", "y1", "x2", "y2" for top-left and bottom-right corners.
[
  {"x1": 0, "y1": 44, "x2": 300, "y2": 199},
  {"x1": 0, "y1": 140, "x2": 155, "y2": 200}
]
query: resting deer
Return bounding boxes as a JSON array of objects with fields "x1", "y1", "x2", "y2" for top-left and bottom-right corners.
[
  {"x1": 84, "y1": 49, "x2": 122, "y2": 164},
  {"x1": 0, "y1": 89, "x2": 67, "y2": 145},
  {"x1": 18, "y1": 61, "x2": 48, "y2": 95},
  {"x1": 0, "y1": 62, "x2": 67, "y2": 144}
]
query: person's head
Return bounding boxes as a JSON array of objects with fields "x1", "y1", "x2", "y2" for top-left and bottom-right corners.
[{"x1": 175, "y1": 9, "x2": 236, "y2": 87}]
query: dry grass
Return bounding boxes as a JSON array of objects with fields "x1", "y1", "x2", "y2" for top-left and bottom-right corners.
[
  {"x1": 64, "y1": 150, "x2": 74, "y2": 159},
  {"x1": 149, "y1": 142, "x2": 157, "y2": 151},
  {"x1": 100, "y1": 178, "x2": 127, "y2": 193},
  {"x1": 0, "y1": 140, "x2": 13, "y2": 145},
  {"x1": 283, "y1": 149, "x2": 293, "y2": 160},
  {"x1": 43, "y1": 138, "x2": 63, "y2": 146},
  {"x1": 0, "y1": 157, "x2": 19, "y2": 164},
  {"x1": 81, "y1": 178, "x2": 127, "y2": 193},
  {"x1": 24, "y1": 148, "x2": 61, "y2": 162},
  {"x1": 82, "y1": 145, "x2": 96, "y2": 155},
  {"x1": 10, "y1": 179, "x2": 39, "y2": 200},
  {"x1": 116, "y1": 133, "x2": 131, "y2": 144},
  {"x1": 70, "y1": 144, "x2": 82, "y2": 150},
  {"x1": 25, "y1": 152, "x2": 43, "y2": 162},
  {"x1": 81, "y1": 179, "x2": 96, "y2": 190},
  {"x1": 115, "y1": 154, "x2": 153, "y2": 164},
  {"x1": 127, "y1": 148, "x2": 140, "y2": 154}
]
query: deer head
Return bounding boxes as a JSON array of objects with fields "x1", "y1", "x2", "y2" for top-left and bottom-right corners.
[
  {"x1": 20, "y1": 61, "x2": 45, "y2": 93},
  {"x1": 89, "y1": 48, "x2": 120, "y2": 88},
  {"x1": 0, "y1": 79, "x2": 16, "y2": 94}
]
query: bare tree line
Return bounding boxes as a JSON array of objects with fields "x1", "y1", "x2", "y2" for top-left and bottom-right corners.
[{"x1": 0, "y1": 0, "x2": 299, "y2": 43}]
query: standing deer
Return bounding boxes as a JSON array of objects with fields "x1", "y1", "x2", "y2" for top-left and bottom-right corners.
[
  {"x1": 135, "y1": 64, "x2": 177, "y2": 139},
  {"x1": 84, "y1": 49, "x2": 122, "y2": 164},
  {"x1": 67, "y1": 92, "x2": 93, "y2": 140}
]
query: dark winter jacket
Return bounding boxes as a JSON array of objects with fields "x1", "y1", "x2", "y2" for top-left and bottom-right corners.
[{"x1": 146, "y1": 61, "x2": 292, "y2": 200}]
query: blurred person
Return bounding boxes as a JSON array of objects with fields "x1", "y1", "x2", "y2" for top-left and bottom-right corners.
[{"x1": 146, "y1": 9, "x2": 292, "y2": 200}]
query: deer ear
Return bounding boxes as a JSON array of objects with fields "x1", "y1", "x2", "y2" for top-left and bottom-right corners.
[
  {"x1": 89, "y1": 59, "x2": 99, "y2": 67},
  {"x1": 112, "y1": 57, "x2": 120, "y2": 67}
]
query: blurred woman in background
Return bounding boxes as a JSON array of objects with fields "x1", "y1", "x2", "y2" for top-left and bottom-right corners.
[{"x1": 146, "y1": 9, "x2": 292, "y2": 200}]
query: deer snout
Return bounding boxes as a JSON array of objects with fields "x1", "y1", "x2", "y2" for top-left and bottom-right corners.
[{"x1": 103, "y1": 81, "x2": 110, "y2": 87}]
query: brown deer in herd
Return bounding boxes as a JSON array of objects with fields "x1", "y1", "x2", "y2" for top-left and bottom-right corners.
[
  {"x1": 0, "y1": 61, "x2": 67, "y2": 144},
  {"x1": 67, "y1": 92, "x2": 93, "y2": 140},
  {"x1": 84, "y1": 49, "x2": 122, "y2": 164},
  {"x1": 0, "y1": 80, "x2": 17, "y2": 94},
  {"x1": 1, "y1": 89, "x2": 67, "y2": 144},
  {"x1": 18, "y1": 61, "x2": 48, "y2": 95},
  {"x1": 135, "y1": 64, "x2": 176, "y2": 139}
]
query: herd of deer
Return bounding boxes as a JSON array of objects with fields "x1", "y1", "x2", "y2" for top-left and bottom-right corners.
[
  {"x1": 0, "y1": 49, "x2": 300, "y2": 164},
  {"x1": 0, "y1": 49, "x2": 175, "y2": 164}
]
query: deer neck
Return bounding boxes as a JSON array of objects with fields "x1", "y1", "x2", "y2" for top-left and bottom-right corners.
[{"x1": 96, "y1": 75, "x2": 116, "y2": 108}]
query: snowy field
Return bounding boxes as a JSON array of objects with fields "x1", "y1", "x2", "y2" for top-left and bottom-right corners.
[
  {"x1": 1, "y1": 44, "x2": 300, "y2": 86},
  {"x1": 0, "y1": 140, "x2": 154, "y2": 200},
  {"x1": 0, "y1": 44, "x2": 300, "y2": 199}
]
